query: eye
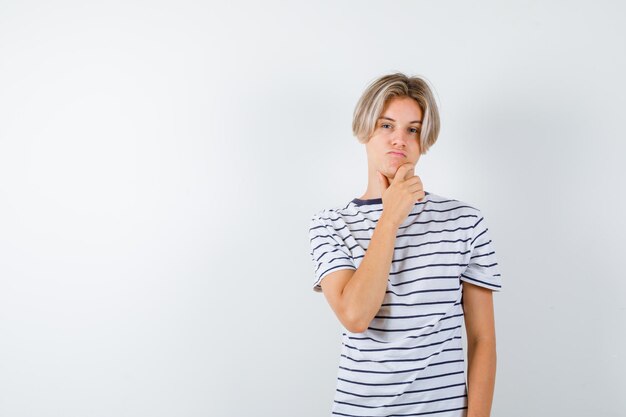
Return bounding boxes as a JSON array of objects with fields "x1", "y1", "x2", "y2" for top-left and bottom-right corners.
[
  {"x1": 381, "y1": 123, "x2": 392, "y2": 129},
  {"x1": 409, "y1": 127, "x2": 420, "y2": 134}
]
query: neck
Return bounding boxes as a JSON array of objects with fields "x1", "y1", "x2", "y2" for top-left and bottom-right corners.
[{"x1": 359, "y1": 166, "x2": 391, "y2": 199}]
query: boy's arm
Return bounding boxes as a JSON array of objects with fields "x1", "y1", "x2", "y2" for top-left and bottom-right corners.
[
  {"x1": 320, "y1": 214, "x2": 399, "y2": 333},
  {"x1": 463, "y1": 282, "x2": 497, "y2": 417}
]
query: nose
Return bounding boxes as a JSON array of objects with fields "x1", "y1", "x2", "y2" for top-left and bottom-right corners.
[{"x1": 391, "y1": 130, "x2": 409, "y2": 147}]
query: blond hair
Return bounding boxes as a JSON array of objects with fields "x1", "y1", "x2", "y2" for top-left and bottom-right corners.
[{"x1": 352, "y1": 72, "x2": 441, "y2": 154}]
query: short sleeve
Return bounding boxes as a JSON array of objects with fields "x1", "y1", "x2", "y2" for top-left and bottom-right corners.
[
  {"x1": 308, "y1": 212, "x2": 357, "y2": 293},
  {"x1": 460, "y1": 210, "x2": 503, "y2": 292}
]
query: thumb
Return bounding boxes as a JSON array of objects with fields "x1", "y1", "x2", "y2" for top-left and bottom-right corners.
[{"x1": 377, "y1": 171, "x2": 390, "y2": 192}]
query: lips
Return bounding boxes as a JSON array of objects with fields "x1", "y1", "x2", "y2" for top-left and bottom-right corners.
[{"x1": 388, "y1": 151, "x2": 406, "y2": 157}]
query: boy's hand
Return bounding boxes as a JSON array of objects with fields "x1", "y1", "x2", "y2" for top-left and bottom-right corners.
[{"x1": 377, "y1": 163, "x2": 425, "y2": 228}]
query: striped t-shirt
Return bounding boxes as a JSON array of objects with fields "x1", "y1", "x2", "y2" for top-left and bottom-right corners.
[{"x1": 308, "y1": 190, "x2": 502, "y2": 417}]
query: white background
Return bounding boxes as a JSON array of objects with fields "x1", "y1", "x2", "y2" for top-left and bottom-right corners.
[{"x1": 1, "y1": 1, "x2": 625, "y2": 416}]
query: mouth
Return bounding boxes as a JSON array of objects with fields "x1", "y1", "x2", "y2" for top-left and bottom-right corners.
[{"x1": 388, "y1": 151, "x2": 406, "y2": 157}]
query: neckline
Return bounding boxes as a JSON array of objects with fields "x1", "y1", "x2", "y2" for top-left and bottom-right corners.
[{"x1": 351, "y1": 191, "x2": 430, "y2": 206}]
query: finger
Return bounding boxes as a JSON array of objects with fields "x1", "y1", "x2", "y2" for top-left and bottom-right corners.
[
  {"x1": 405, "y1": 176, "x2": 422, "y2": 187},
  {"x1": 408, "y1": 183, "x2": 424, "y2": 193}
]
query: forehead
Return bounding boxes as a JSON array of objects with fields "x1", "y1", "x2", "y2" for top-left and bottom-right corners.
[{"x1": 379, "y1": 96, "x2": 423, "y2": 120}]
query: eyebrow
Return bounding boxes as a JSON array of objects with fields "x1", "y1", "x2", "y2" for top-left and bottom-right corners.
[{"x1": 378, "y1": 116, "x2": 422, "y2": 124}]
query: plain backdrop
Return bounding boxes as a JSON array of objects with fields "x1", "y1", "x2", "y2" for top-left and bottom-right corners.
[{"x1": 1, "y1": 1, "x2": 625, "y2": 416}]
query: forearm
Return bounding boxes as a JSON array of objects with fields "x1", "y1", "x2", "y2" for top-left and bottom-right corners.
[
  {"x1": 340, "y1": 214, "x2": 399, "y2": 332},
  {"x1": 466, "y1": 338, "x2": 497, "y2": 417}
]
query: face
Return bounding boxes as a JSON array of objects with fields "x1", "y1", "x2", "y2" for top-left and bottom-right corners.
[{"x1": 365, "y1": 96, "x2": 423, "y2": 179}]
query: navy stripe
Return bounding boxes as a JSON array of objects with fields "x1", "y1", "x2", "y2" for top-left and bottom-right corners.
[
  {"x1": 344, "y1": 336, "x2": 462, "y2": 353},
  {"x1": 474, "y1": 239, "x2": 491, "y2": 250},
  {"x1": 471, "y1": 228, "x2": 487, "y2": 247},
  {"x1": 470, "y1": 250, "x2": 495, "y2": 260},
  {"x1": 310, "y1": 237, "x2": 346, "y2": 254},
  {"x1": 338, "y1": 358, "x2": 465, "y2": 376},
  {"x1": 353, "y1": 225, "x2": 474, "y2": 243},
  {"x1": 385, "y1": 286, "x2": 459, "y2": 297},
  {"x1": 390, "y1": 274, "x2": 459, "y2": 288},
  {"x1": 341, "y1": 348, "x2": 463, "y2": 364},
  {"x1": 396, "y1": 225, "x2": 474, "y2": 239},
  {"x1": 345, "y1": 197, "x2": 472, "y2": 212},
  {"x1": 336, "y1": 382, "x2": 466, "y2": 398},
  {"x1": 336, "y1": 393, "x2": 467, "y2": 409},
  {"x1": 328, "y1": 214, "x2": 478, "y2": 235},
  {"x1": 347, "y1": 324, "x2": 463, "y2": 343},
  {"x1": 374, "y1": 312, "x2": 445, "y2": 320},
  {"x1": 320, "y1": 200, "x2": 478, "y2": 224},
  {"x1": 423, "y1": 204, "x2": 478, "y2": 212},
  {"x1": 394, "y1": 237, "x2": 471, "y2": 251},
  {"x1": 310, "y1": 231, "x2": 348, "y2": 246},
  {"x1": 315, "y1": 256, "x2": 353, "y2": 272},
  {"x1": 381, "y1": 300, "x2": 457, "y2": 307},
  {"x1": 474, "y1": 262, "x2": 498, "y2": 268},
  {"x1": 324, "y1": 205, "x2": 478, "y2": 226},
  {"x1": 389, "y1": 263, "x2": 469, "y2": 277},
  {"x1": 366, "y1": 314, "x2": 463, "y2": 333},
  {"x1": 313, "y1": 246, "x2": 351, "y2": 263},
  {"x1": 318, "y1": 264, "x2": 356, "y2": 280},
  {"x1": 393, "y1": 249, "x2": 471, "y2": 263},
  {"x1": 313, "y1": 252, "x2": 352, "y2": 268},
  {"x1": 460, "y1": 274, "x2": 501, "y2": 289},
  {"x1": 473, "y1": 216, "x2": 484, "y2": 230},
  {"x1": 352, "y1": 238, "x2": 472, "y2": 263},
  {"x1": 337, "y1": 377, "x2": 412, "y2": 387},
  {"x1": 396, "y1": 214, "x2": 477, "y2": 231},
  {"x1": 332, "y1": 405, "x2": 468, "y2": 416},
  {"x1": 337, "y1": 370, "x2": 466, "y2": 387}
]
